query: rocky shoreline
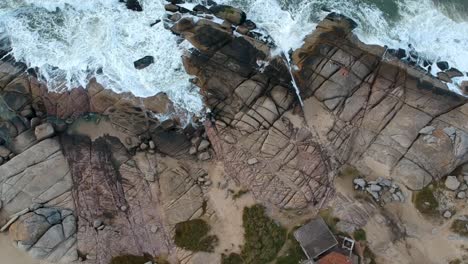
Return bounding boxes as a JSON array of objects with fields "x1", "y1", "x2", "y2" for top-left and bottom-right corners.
[{"x1": 1, "y1": 1, "x2": 468, "y2": 263}]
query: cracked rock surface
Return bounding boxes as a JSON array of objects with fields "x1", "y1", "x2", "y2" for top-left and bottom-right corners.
[{"x1": 0, "y1": 3, "x2": 468, "y2": 264}]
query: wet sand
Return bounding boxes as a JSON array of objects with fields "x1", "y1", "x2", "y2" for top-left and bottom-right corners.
[{"x1": 0, "y1": 233, "x2": 38, "y2": 264}]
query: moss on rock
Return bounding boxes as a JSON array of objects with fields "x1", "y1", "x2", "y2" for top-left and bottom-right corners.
[{"x1": 414, "y1": 185, "x2": 439, "y2": 216}]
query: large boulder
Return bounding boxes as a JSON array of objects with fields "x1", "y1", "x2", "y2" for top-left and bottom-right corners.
[
  {"x1": 124, "y1": 0, "x2": 142, "y2": 11},
  {"x1": 0, "y1": 138, "x2": 73, "y2": 214},
  {"x1": 436, "y1": 61, "x2": 449, "y2": 71},
  {"x1": 0, "y1": 145, "x2": 11, "y2": 158},
  {"x1": 133, "y1": 56, "x2": 154, "y2": 69},
  {"x1": 209, "y1": 5, "x2": 246, "y2": 25},
  {"x1": 34, "y1": 123, "x2": 55, "y2": 141},
  {"x1": 8, "y1": 208, "x2": 77, "y2": 262},
  {"x1": 445, "y1": 176, "x2": 460, "y2": 191}
]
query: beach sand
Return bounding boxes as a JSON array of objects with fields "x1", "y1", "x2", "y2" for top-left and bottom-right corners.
[{"x1": 0, "y1": 233, "x2": 38, "y2": 264}]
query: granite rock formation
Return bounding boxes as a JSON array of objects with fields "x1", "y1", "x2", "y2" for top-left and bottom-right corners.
[
  {"x1": 0, "y1": 2, "x2": 468, "y2": 264},
  {"x1": 173, "y1": 8, "x2": 468, "y2": 197}
]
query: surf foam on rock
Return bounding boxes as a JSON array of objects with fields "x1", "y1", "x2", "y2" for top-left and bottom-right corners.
[
  {"x1": 1, "y1": 0, "x2": 468, "y2": 117},
  {"x1": 214, "y1": 0, "x2": 468, "y2": 94},
  {"x1": 0, "y1": 0, "x2": 204, "y2": 114}
]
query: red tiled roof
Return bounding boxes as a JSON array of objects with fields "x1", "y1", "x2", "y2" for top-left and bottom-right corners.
[{"x1": 318, "y1": 252, "x2": 353, "y2": 264}]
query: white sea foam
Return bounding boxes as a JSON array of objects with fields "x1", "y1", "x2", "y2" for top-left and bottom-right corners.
[
  {"x1": 1, "y1": 0, "x2": 468, "y2": 118},
  {"x1": 215, "y1": 0, "x2": 468, "y2": 93},
  {"x1": 0, "y1": 0, "x2": 204, "y2": 114},
  {"x1": 355, "y1": 0, "x2": 468, "y2": 92}
]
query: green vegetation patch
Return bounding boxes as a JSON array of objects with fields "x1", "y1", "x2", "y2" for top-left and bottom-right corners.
[
  {"x1": 364, "y1": 247, "x2": 377, "y2": 264},
  {"x1": 353, "y1": 228, "x2": 367, "y2": 241},
  {"x1": 233, "y1": 189, "x2": 249, "y2": 200},
  {"x1": 110, "y1": 254, "x2": 153, "y2": 264},
  {"x1": 451, "y1": 219, "x2": 468, "y2": 237},
  {"x1": 174, "y1": 219, "x2": 218, "y2": 252},
  {"x1": 241, "y1": 205, "x2": 287, "y2": 264},
  {"x1": 449, "y1": 259, "x2": 462, "y2": 264},
  {"x1": 414, "y1": 185, "x2": 439, "y2": 216},
  {"x1": 275, "y1": 232, "x2": 307, "y2": 264},
  {"x1": 154, "y1": 256, "x2": 170, "y2": 264},
  {"x1": 221, "y1": 253, "x2": 244, "y2": 264},
  {"x1": 319, "y1": 208, "x2": 340, "y2": 233},
  {"x1": 338, "y1": 165, "x2": 361, "y2": 178}
]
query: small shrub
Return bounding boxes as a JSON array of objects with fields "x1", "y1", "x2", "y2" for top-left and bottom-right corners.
[
  {"x1": 353, "y1": 228, "x2": 367, "y2": 241},
  {"x1": 363, "y1": 247, "x2": 376, "y2": 264},
  {"x1": 275, "y1": 232, "x2": 306, "y2": 264},
  {"x1": 449, "y1": 259, "x2": 462, "y2": 264},
  {"x1": 318, "y1": 208, "x2": 340, "y2": 233},
  {"x1": 154, "y1": 256, "x2": 170, "y2": 264},
  {"x1": 338, "y1": 165, "x2": 360, "y2": 178},
  {"x1": 110, "y1": 254, "x2": 152, "y2": 264},
  {"x1": 174, "y1": 219, "x2": 218, "y2": 252},
  {"x1": 201, "y1": 200, "x2": 208, "y2": 216},
  {"x1": 221, "y1": 253, "x2": 244, "y2": 264},
  {"x1": 241, "y1": 205, "x2": 287, "y2": 264},
  {"x1": 414, "y1": 185, "x2": 439, "y2": 216},
  {"x1": 451, "y1": 219, "x2": 468, "y2": 237},
  {"x1": 233, "y1": 189, "x2": 249, "y2": 200}
]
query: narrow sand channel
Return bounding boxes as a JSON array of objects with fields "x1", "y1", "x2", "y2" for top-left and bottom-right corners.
[{"x1": 0, "y1": 233, "x2": 38, "y2": 264}]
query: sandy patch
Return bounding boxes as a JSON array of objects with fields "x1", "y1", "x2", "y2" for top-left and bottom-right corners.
[
  {"x1": 335, "y1": 170, "x2": 468, "y2": 264},
  {"x1": 373, "y1": 185, "x2": 468, "y2": 264},
  {"x1": 205, "y1": 162, "x2": 256, "y2": 255},
  {"x1": 0, "y1": 233, "x2": 38, "y2": 264},
  {"x1": 68, "y1": 115, "x2": 138, "y2": 146}
]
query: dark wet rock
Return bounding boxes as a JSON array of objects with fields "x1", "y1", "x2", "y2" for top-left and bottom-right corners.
[
  {"x1": 151, "y1": 128, "x2": 190, "y2": 157},
  {"x1": 160, "y1": 119, "x2": 176, "y2": 130},
  {"x1": 437, "y1": 61, "x2": 449, "y2": 71},
  {"x1": 170, "y1": 13, "x2": 182, "y2": 22},
  {"x1": 166, "y1": 0, "x2": 185, "y2": 4},
  {"x1": 0, "y1": 120, "x2": 18, "y2": 140},
  {"x1": 150, "y1": 19, "x2": 161, "y2": 27},
  {"x1": 133, "y1": 56, "x2": 154, "y2": 70},
  {"x1": 446, "y1": 67, "x2": 464, "y2": 78},
  {"x1": 324, "y1": 12, "x2": 358, "y2": 30},
  {"x1": 388, "y1": 48, "x2": 407, "y2": 59},
  {"x1": 0, "y1": 145, "x2": 11, "y2": 158},
  {"x1": 422, "y1": 59, "x2": 432, "y2": 67},
  {"x1": 209, "y1": 5, "x2": 246, "y2": 25},
  {"x1": 164, "y1": 4, "x2": 179, "y2": 12},
  {"x1": 437, "y1": 71, "x2": 452, "y2": 83},
  {"x1": 30, "y1": 117, "x2": 41, "y2": 128},
  {"x1": 193, "y1": 4, "x2": 211, "y2": 13},
  {"x1": 236, "y1": 25, "x2": 249, "y2": 35},
  {"x1": 179, "y1": 20, "x2": 232, "y2": 52},
  {"x1": 10, "y1": 116, "x2": 28, "y2": 135},
  {"x1": 242, "y1": 19, "x2": 257, "y2": 30},
  {"x1": 461, "y1": 81, "x2": 468, "y2": 95},
  {"x1": 178, "y1": 6, "x2": 192, "y2": 14},
  {"x1": 171, "y1": 17, "x2": 195, "y2": 33},
  {"x1": 125, "y1": 0, "x2": 143, "y2": 12},
  {"x1": 20, "y1": 107, "x2": 34, "y2": 118}
]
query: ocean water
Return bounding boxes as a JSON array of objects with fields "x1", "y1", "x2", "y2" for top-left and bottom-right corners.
[
  {"x1": 0, "y1": 0, "x2": 204, "y2": 114},
  {"x1": 0, "y1": 0, "x2": 467, "y2": 115}
]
